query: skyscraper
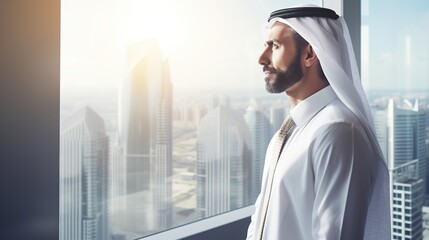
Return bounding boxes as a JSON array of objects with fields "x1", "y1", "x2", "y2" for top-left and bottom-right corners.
[
  {"x1": 60, "y1": 106, "x2": 110, "y2": 240},
  {"x1": 386, "y1": 99, "x2": 426, "y2": 187},
  {"x1": 152, "y1": 59, "x2": 173, "y2": 229},
  {"x1": 422, "y1": 203, "x2": 429, "y2": 239},
  {"x1": 244, "y1": 99, "x2": 270, "y2": 201},
  {"x1": 372, "y1": 98, "x2": 428, "y2": 240},
  {"x1": 269, "y1": 100, "x2": 286, "y2": 137},
  {"x1": 196, "y1": 99, "x2": 251, "y2": 219},
  {"x1": 118, "y1": 40, "x2": 173, "y2": 233},
  {"x1": 391, "y1": 160, "x2": 424, "y2": 240}
]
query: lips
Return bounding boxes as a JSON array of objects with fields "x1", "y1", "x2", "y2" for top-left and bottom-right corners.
[
  {"x1": 264, "y1": 71, "x2": 273, "y2": 77},
  {"x1": 263, "y1": 65, "x2": 276, "y2": 76}
]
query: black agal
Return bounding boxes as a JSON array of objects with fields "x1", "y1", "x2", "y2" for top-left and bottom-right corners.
[{"x1": 268, "y1": 7, "x2": 339, "y2": 22}]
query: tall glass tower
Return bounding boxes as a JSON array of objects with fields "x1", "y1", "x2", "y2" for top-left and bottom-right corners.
[
  {"x1": 196, "y1": 99, "x2": 251, "y2": 219},
  {"x1": 391, "y1": 160, "x2": 424, "y2": 240},
  {"x1": 60, "y1": 106, "x2": 110, "y2": 240},
  {"x1": 244, "y1": 99, "x2": 270, "y2": 202},
  {"x1": 372, "y1": 98, "x2": 428, "y2": 240},
  {"x1": 118, "y1": 40, "x2": 173, "y2": 233},
  {"x1": 269, "y1": 101, "x2": 286, "y2": 137}
]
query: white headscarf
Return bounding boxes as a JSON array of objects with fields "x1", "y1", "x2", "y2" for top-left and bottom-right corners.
[{"x1": 267, "y1": 4, "x2": 391, "y2": 239}]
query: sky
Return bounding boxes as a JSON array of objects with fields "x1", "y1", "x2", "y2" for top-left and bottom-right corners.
[
  {"x1": 362, "y1": 0, "x2": 429, "y2": 92},
  {"x1": 61, "y1": 0, "x2": 429, "y2": 106},
  {"x1": 61, "y1": 0, "x2": 319, "y2": 99}
]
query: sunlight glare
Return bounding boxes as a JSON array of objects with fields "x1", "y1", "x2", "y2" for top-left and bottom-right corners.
[{"x1": 124, "y1": 0, "x2": 183, "y2": 57}]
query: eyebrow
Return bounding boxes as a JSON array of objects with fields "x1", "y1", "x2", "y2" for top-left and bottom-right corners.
[{"x1": 265, "y1": 39, "x2": 280, "y2": 46}]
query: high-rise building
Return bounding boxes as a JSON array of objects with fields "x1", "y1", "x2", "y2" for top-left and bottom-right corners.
[
  {"x1": 424, "y1": 106, "x2": 429, "y2": 196},
  {"x1": 196, "y1": 99, "x2": 251, "y2": 219},
  {"x1": 269, "y1": 100, "x2": 286, "y2": 137},
  {"x1": 118, "y1": 40, "x2": 173, "y2": 233},
  {"x1": 60, "y1": 106, "x2": 110, "y2": 240},
  {"x1": 193, "y1": 103, "x2": 207, "y2": 127},
  {"x1": 110, "y1": 134, "x2": 125, "y2": 211},
  {"x1": 375, "y1": 99, "x2": 427, "y2": 187},
  {"x1": 372, "y1": 99, "x2": 389, "y2": 159},
  {"x1": 244, "y1": 99, "x2": 270, "y2": 201},
  {"x1": 422, "y1": 200, "x2": 429, "y2": 240},
  {"x1": 152, "y1": 59, "x2": 173, "y2": 229},
  {"x1": 206, "y1": 95, "x2": 220, "y2": 112},
  {"x1": 391, "y1": 160, "x2": 424, "y2": 240},
  {"x1": 373, "y1": 98, "x2": 427, "y2": 181},
  {"x1": 372, "y1": 98, "x2": 428, "y2": 240}
]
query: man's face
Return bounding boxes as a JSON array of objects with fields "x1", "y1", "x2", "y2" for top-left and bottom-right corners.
[{"x1": 258, "y1": 22, "x2": 303, "y2": 93}]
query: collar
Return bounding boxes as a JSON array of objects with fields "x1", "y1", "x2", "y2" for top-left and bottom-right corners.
[{"x1": 289, "y1": 85, "x2": 338, "y2": 128}]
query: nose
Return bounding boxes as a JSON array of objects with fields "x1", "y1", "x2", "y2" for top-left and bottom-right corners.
[{"x1": 258, "y1": 47, "x2": 271, "y2": 66}]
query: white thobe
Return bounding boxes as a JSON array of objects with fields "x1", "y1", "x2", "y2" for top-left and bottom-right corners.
[{"x1": 247, "y1": 85, "x2": 377, "y2": 240}]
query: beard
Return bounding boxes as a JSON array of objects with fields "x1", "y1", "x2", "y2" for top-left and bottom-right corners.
[{"x1": 264, "y1": 53, "x2": 303, "y2": 94}]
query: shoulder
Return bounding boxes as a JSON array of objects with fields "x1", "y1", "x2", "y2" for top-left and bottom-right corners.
[
  {"x1": 308, "y1": 99, "x2": 371, "y2": 150},
  {"x1": 307, "y1": 121, "x2": 374, "y2": 175},
  {"x1": 317, "y1": 99, "x2": 360, "y2": 125},
  {"x1": 304, "y1": 98, "x2": 363, "y2": 134},
  {"x1": 309, "y1": 122, "x2": 355, "y2": 152}
]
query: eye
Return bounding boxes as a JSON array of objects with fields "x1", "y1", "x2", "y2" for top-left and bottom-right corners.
[{"x1": 272, "y1": 43, "x2": 279, "y2": 49}]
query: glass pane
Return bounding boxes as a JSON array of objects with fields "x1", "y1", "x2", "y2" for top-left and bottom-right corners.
[
  {"x1": 362, "y1": 0, "x2": 429, "y2": 239},
  {"x1": 60, "y1": 0, "x2": 319, "y2": 239}
]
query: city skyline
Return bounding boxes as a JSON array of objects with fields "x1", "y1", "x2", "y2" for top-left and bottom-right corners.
[{"x1": 60, "y1": 77, "x2": 429, "y2": 239}]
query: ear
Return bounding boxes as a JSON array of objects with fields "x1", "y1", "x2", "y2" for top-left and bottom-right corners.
[{"x1": 303, "y1": 45, "x2": 318, "y2": 67}]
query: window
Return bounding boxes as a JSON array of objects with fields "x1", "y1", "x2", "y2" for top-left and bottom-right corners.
[
  {"x1": 58, "y1": 0, "x2": 429, "y2": 239},
  {"x1": 363, "y1": 0, "x2": 429, "y2": 239},
  {"x1": 59, "y1": 0, "x2": 319, "y2": 239}
]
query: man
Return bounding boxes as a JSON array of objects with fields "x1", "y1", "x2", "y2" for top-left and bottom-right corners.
[{"x1": 246, "y1": 5, "x2": 390, "y2": 240}]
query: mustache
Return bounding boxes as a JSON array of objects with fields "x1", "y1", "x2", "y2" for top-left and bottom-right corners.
[{"x1": 263, "y1": 65, "x2": 277, "y2": 74}]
